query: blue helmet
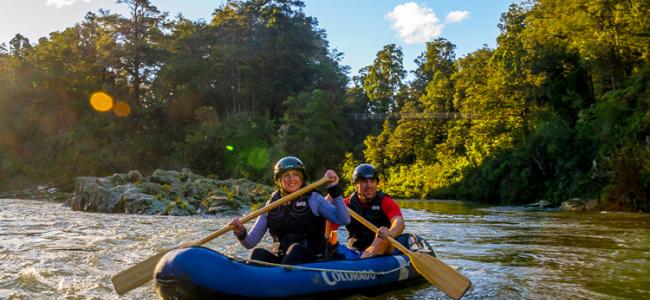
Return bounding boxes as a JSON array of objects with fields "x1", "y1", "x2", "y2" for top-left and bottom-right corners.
[{"x1": 352, "y1": 163, "x2": 379, "y2": 183}]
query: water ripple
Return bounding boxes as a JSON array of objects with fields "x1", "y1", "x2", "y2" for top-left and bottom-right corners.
[{"x1": 1, "y1": 198, "x2": 649, "y2": 299}]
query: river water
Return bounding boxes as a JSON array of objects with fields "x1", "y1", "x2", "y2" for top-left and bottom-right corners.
[{"x1": 1, "y1": 198, "x2": 649, "y2": 299}]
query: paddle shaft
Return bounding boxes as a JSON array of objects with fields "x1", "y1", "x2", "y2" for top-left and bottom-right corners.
[
  {"x1": 192, "y1": 176, "x2": 330, "y2": 246},
  {"x1": 347, "y1": 208, "x2": 471, "y2": 299},
  {"x1": 346, "y1": 208, "x2": 410, "y2": 253},
  {"x1": 112, "y1": 176, "x2": 331, "y2": 295}
]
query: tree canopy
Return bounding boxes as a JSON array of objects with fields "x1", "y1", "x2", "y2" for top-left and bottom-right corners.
[{"x1": 0, "y1": 0, "x2": 647, "y2": 211}]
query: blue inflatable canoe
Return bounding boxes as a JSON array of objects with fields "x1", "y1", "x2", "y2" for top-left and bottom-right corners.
[{"x1": 154, "y1": 234, "x2": 435, "y2": 299}]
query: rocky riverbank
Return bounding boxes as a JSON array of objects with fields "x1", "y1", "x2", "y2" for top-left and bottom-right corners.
[
  {"x1": 1, "y1": 171, "x2": 613, "y2": 215},
  {"x1": 0, "y1": 183, "x2": 69, "y2": 202},
  {"x1": 524, "y1": 198, "x2": 601, "y2": 212},
  {"x1": 63, "y1": 169, "x2": 273, "y2": 216}
]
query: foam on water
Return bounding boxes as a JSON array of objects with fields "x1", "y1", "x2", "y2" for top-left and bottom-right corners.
[{"x1": 1, "y1": 198, "x2": 649, "y2": 299}]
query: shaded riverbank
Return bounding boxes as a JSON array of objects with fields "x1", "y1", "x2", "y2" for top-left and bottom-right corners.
[{"x1": 1, "y1": 198, "x2": 648, "y2": 299}]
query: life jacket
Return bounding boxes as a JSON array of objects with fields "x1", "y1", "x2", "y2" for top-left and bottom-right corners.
[
  {"x1": 346, "y1": 192, "x2": 391, "y2": 250},
  {"x1": 267, "y1": 190, "x2": 326, "y2": 257}
]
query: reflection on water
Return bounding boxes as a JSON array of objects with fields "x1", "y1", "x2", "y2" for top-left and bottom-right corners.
[
  {"x1": 394, "y1": 199, "x2": 650, "y2": 299},
  {"x1": 397, "y1": 199, "x2": 488, "y2": 216},
  {"x1": 1, "y1": 198, "x2": 649, "y2": 299}
]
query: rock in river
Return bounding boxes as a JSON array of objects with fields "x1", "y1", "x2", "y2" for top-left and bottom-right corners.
[{"x1": 64, "y1": 169, "x2": 273, "y2": 216}]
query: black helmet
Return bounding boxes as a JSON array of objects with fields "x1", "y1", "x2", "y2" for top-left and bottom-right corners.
[
  {"x1": 352, "y1": 163, "x2": 379, "y2": 183},
  {"x1": 274, "y1": 156, "x2": 306, "y2": 181}
]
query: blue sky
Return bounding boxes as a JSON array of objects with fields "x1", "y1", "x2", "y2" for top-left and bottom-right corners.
[{"x1": 0, "y1": 0, "x2": 518, "y2": 79}]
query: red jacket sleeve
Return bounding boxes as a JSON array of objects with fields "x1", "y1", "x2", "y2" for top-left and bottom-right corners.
[{"x1": 381, "y1": 196, "x2": 402, "y2": 221}]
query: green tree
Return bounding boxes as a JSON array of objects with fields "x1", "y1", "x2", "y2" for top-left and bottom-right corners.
[
  {"x1": 413, "y1": 38, "x2": 456, "y2": 109},
  {"x1": 113, "y1": 0, "x2": 169, "y2": 109},
  {"x1": 528, "y1": 0, "x2": 650, "y2": 94},
  {"x1": 278, "y1": 89, "x2": 348, "y2": 178},
  {"x1": 361, "y1": 44, "x2": 406, "y2": 114}
]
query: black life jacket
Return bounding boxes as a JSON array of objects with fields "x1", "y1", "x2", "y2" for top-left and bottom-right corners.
[
  {"x1": 346, "y1": 192, "x2": 392, "y2": 250},
  {"x1": 267, "y1": 190, "x2": 326, "y2": 257}
]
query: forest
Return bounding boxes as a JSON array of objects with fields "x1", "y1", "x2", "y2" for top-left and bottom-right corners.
[{"x1": 0, "y1": 0, "x2": 648, "y2": 211}]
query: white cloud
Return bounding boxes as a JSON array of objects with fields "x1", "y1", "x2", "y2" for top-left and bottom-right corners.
[
  {"x1": 385, "y1": 2, "x2": 443, "y2": 44},
  {"x1": 445, "y1": 10, "x2": 470, "y2": 23},
  {"x1": 46, "y1": 0, "x2": 91, "y2": 9}
]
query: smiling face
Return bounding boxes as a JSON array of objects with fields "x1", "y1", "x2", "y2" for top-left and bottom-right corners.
[
  {"x1": 355, "y1": 178, "x2": 378, "y2": 203},
  {"x1": 278, "y1": 169, "x2": 304, "y2": 193}
]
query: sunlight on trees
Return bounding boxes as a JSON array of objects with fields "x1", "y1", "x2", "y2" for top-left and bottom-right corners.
[{"x1": 0, "y1": 0, "x2": 647, "y2": 211}]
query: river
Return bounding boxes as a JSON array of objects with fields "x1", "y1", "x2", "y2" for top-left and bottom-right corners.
[{"x1": 1, "y1": 198, "x2": 649, "y2": 299}]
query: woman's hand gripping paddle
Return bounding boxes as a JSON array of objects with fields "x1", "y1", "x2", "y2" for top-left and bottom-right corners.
[{"x1": 111, "y1": 176, "x2": 332, "y2": 295}]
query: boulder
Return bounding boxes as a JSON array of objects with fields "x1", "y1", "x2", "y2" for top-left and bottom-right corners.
[
  {"x1": 65, "y1": 169, "x2": 273, "y2": 216},
  {"x1": 149, "y1": 169, "x2": 183, "y2": 186},
  {"x1": 525, "y1": 200, "x2": 552, "y2": 209},
  {"x1": 116, "y1": 191, "x2": 167, "y2": 214},
  {"x1": 0, "y1": 183, "x2": 70, "y2": 202},
  {"x1": 164, "y1": 198, "x2": 197, "y2": 216},
  {"x1": 127, "y1": 170, "x2": 143, "y2": 182},
  {"x1": 66, "y1": 177, "x2": 111, "y2": 212},
  {"x1": 560, "y1": 198, "x2": 600, "y2": 211},
  {"x1": 200, "y1": 192, "x2": 240, "y2": 214},
  {"x1": 584, "y1": 199, "x2": 599, "y2": 211},
  {"x1": 110, "y1": 173, "x2": 130, "y2": 186}
]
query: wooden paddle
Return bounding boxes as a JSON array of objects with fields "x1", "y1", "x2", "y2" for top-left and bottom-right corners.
[
  {"x1": 347, "y1": 209, "x2": 471, "y2": 300},
  {"x1": 111, "y1": 176, "x2": 332, "y2": 295}
]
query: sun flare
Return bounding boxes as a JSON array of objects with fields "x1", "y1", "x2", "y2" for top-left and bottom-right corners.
[{"x1": 89, "y1": 92, "x2": 114, "y2": 112}]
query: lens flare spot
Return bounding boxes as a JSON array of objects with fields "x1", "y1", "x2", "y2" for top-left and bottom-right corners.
[
  {"x1": 113, "y1": 101, "x2": 131, "y2": 117},
  {"x1": 89, "y1": 92, "x2": 113, "y2": 112},
  {"x1": 226, "y1": 145, "x2": 235, "y2": 151},
  {"x1": 246, "y1": 147, "x2": 270, "y2": 170}
]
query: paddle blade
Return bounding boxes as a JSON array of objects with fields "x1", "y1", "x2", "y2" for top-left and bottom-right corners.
[
  {"x1": 408, "y1": 252, "x2": 471, "y2": 300},
  {"x1": 111, "y1": 248, "x2": 174, "y2": 295},
  {"x1": 111, "y1": 176, "x2": 331, "y2": 295}
]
